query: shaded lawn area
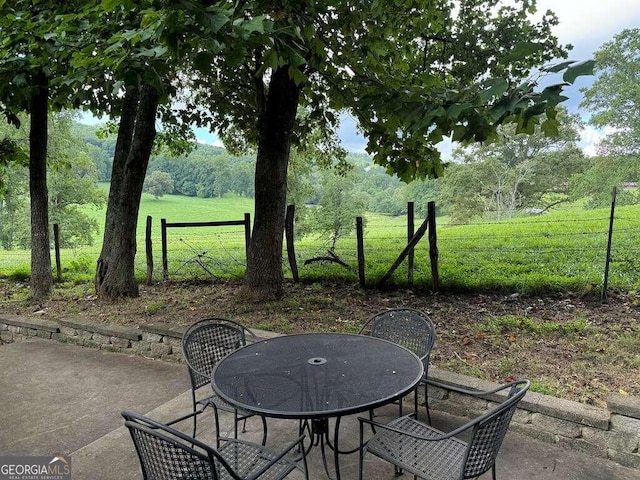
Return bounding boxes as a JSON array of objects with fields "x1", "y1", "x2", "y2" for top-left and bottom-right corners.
[{"x1": 1, "y1": 279, "x2": 639, "y2": 408}]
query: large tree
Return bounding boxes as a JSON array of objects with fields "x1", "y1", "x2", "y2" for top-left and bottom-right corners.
[
  {"x1": 68, "y1": 1, "x2": 234, "y2": 297},
  {"x1": 581, "y1": 28, "x2": 640, "y2": 156},
  {"x1": 0, "y1": 1, "x2": 84, "y2": 299},
  {"x1": 183, "y1": 0, "x2": 590, "y2": 299},
  {"x1": 440, "y1": 109, "x2": 587, "y2": 222}
]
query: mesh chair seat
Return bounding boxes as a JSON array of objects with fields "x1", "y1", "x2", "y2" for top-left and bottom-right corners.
[
  {"x1": 217, "y1": 439, "x2": 299, "y2": 480},
  {"x1": 359, "y1": 379, "x2": 530, "y2": 480},
  {"x1": 366, "y1": 415, "x2": 467, "y2": 480},
  {"x1": 123, "y1": 411, "x2": 307, "y2": 480}
]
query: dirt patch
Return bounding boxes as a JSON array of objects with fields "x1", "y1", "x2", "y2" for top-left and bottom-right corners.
[{"x1": 2, "y1": 279, "x2": 639, "y2": 407}]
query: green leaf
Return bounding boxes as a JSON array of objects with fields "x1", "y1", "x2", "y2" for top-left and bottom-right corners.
[
  {"x1": 563, "y1": 60, "x2": 595, "y2": 84},
  {"x1": 540, "y1": 115, "x2": 560, "y2": 136},
  {"x1": 479, "y1": 78, "x2": 508, "y2": 103},
  {"x1": 244, "y1": 15, "x2": 266, "y2": 34},
  {"x1": 541, "y1": 60, "x2": 575, "y2": 73},
  {"x1": 501, "y1": 42, "x2": 545, "y2": 63},
  {"x1": 101, "y1": 0, "x2": 123, "y2": 11},
  {"x1": 194, "y1": 52, "x2": 214, "y2": 73},
  {"x1": 446, "y1": 103, "x2": 472, "y2": 119},
  {"x1": 288, "y1": 66, "x2": 306, "y2": 86}
]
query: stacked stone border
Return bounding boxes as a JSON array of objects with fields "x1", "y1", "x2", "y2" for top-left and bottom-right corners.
[{"x1": 1, "y1": 314, "x2": 638, "y2": 470}]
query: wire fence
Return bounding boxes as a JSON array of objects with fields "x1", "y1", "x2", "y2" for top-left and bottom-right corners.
[{"x1": 2, "y1": 202, "x2": 639, "y2": 294}]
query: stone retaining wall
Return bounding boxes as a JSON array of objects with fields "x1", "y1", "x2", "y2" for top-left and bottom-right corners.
[{"x1": 1, "y1": 314, "x2": 638, "y2": 470}]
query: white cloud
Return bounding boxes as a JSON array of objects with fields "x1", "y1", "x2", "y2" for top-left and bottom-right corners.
[
  {"x1": 578, "y1": 126, "x2": 604, "y2": 157},
  {"x1": 536, "y1": 0, "x2": 640, "y2": 52}
]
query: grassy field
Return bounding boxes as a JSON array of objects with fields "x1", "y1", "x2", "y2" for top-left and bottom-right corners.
[{"x1": 1, "y1": 189, "x2": 639, "y2": 294}]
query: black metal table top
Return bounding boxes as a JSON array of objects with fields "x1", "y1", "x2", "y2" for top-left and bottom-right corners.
[{"x1": 211, "y1": 332, "x2": 424, "y2": 419}]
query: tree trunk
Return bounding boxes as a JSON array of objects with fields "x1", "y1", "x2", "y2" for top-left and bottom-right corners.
[
  {"x1": 29, "y1": 69, "x2": 53, "y2": 300},
  {"x1": 95, "y1": 84, "x2": 159, "y2": 298},
  {"x1": 243, "y1": 67, "x2": 300, "y2": 300}
]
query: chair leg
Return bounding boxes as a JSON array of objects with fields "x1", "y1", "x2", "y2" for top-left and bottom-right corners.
[
  {"x1": 233, "y1": 410, "x2": 239, "y2": 439},
  {"x1": 213, "y1": 406, "x2": 222, "y2": 449},
  {"x1": 358, "y1": 422, "x2": 365, "y2": 480},
  {"x1": 368, "y1": 409, "x2": 377, "y2": 434},
  {"x1": 492, "y1": 463, "x2": 497, "y2": 480},
  {"x1": 191, "y1": 392, "x2": 198, "y2": 438},
  {"x1": 424, "y1": 383, "x2": 432, "y2": 425},
  {"x1": 260, "y1": 415, "x2": 268, "y2": 446}
]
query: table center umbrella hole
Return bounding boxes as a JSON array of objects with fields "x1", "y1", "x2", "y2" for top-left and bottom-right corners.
[{"x1": 307, "y1": 357, "x2": 327, "y2": 365}]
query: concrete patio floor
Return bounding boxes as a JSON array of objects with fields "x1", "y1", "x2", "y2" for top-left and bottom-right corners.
[{"x1": 0, "y1": 338, "x2": 638, "y2": 479}]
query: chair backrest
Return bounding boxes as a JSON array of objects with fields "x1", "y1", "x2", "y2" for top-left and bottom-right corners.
[
  {"x1": 122, "y1": 411, "x2": 225, "y2": 480},
  {"x1": 462, "y1": 380, "x2": 530, "y2": 479},
  {"x1": 182, "y1": 318, "x2": 248, "y2": 390},
  {"x1": 359, "y1": 308, "x2": 436, "y2": 373}
]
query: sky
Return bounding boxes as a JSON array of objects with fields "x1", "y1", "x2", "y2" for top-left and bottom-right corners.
[{"x1": 337, "y1": 0, "x2": 640, "y2": 156}]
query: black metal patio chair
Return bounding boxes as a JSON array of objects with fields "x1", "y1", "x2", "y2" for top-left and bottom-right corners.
[
  {"x1": 358, "y1": 379, "x2": 530, "y2": 480},
  {"x1": 182, "y1": 318, "x2": 267, "y2": 446},
  {"x1": 122, "y1": 410, "x2": 308, "y2": 480},
  {"x1": 359, "y1": 308, "x2": 436, "y2": 423}
]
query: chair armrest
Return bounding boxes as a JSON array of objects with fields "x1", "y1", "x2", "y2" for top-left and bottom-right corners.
[
  {"x1": 359, "y1": 415, "x2": 471, "y2": 442},
  {"x1": 163, "y1": 409, "x2": 202, "y2": 427},
  {"x1": 122, "y1": 410, "x2": 217, "y2": 452},
  {"x1": 424, "y1": 378, "x2": 528, "y2": 399}
]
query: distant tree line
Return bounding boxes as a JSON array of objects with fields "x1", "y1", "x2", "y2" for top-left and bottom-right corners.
[{"x1": 76, "y1": 118, "x2": 640, "y2": 230}]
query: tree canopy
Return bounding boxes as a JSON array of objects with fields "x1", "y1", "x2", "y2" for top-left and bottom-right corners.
[
  {"x1": 581, "y1": 28, "x2": 640, "y2": 156},
  {"x1": 0, "y1": 0, "x2": 594, "y2": 300},
  {"x1": 440, "y1": 109, "x2": 588, "y2": 222}
]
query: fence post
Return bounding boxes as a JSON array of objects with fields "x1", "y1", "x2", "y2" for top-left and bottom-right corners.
[
  {"x1": 244, "y1": 213, "x2": 251, "y2": 261},
  {"x1": 161, "y1": 218, "x2": 168, "y2": 281},
  {"x1": 428, "y1": 201, "x2": 439, "y2": 292},
  {"x1": 407, "y1": 202, "x2": 415, "y2": 286},
  {"x1": 145, "y1": 216, "x2": 153, "y2": 285},
  {"x1": 602, "y1": 187, "x2": 617, "y2": 302},
  {"x1": 356, "y1": 216, "x2": 365, "y2": 287},
  {"x1": 53, "y1": 223, "x2": 61, "y2": 281},
  {"x1": 285, "y1": 205, "x2": 299, "y2": 282}
]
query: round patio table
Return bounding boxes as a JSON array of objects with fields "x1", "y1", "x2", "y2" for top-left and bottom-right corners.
[{"x1": 211, "y1": 332, "x2": 424, "y2": 479}]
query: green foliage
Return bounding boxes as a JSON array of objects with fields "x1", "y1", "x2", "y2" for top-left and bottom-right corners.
[
  {"x1": 529, "y1": 377, "x2": 563, "y2": 397},
  {"x1": 581, "y1": 28, "x2": 640, "y2": 156},
  {"x1": 7, "y1": 265, "x2": 30, "y2": 281},
  {"x1": 65, "y1": 255, "x2": 94, "y2": 274},
  {"x1": 298, "y1": 169, "x2": 365, "y2": 250},
  {"x1": 0, "y1": 113, "x2": 105, "y2": 249},
  {"x1": 439, "y1": 109, "x2": 588, "y2": 223},
  {"x1": 143, "y1": 170, "x2": 174, "y2": 199},
  {"x1": 570, "y1": 155, "x2": 640, "y2": 208}
]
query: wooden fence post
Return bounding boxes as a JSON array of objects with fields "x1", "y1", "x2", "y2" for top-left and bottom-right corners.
[
  {"x1": 428, "y1": 201, "x2": 439, "y2": 292},
  {"x1": 53, "y1": 223, "x2": 61, "y2": 281},
  {"x1": 244, "y1": 213, "x2": 251, "y2": 260},
  {"x1": 602, "y1": 187, "x2": 616, "y2": 302},
  {"x1": 161, "y1": 218, "x2": 168, "y2": 281},
  {"x1": 356, "y1": 216, "x2": 365, "y2": 287},
  {"x1": 407, "y1": 202, "x2": 415, "y2": 286},
  {"x1": 145, "y1": 215, "x2": 153, "y2": 285},
  {"x1": 285, "y1": 205, "x2": 299, "y2": 282}
]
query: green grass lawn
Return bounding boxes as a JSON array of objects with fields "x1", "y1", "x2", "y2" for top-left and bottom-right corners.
[{"x1": 2, "y1": 189, "x2": 640, "y2": 293}]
